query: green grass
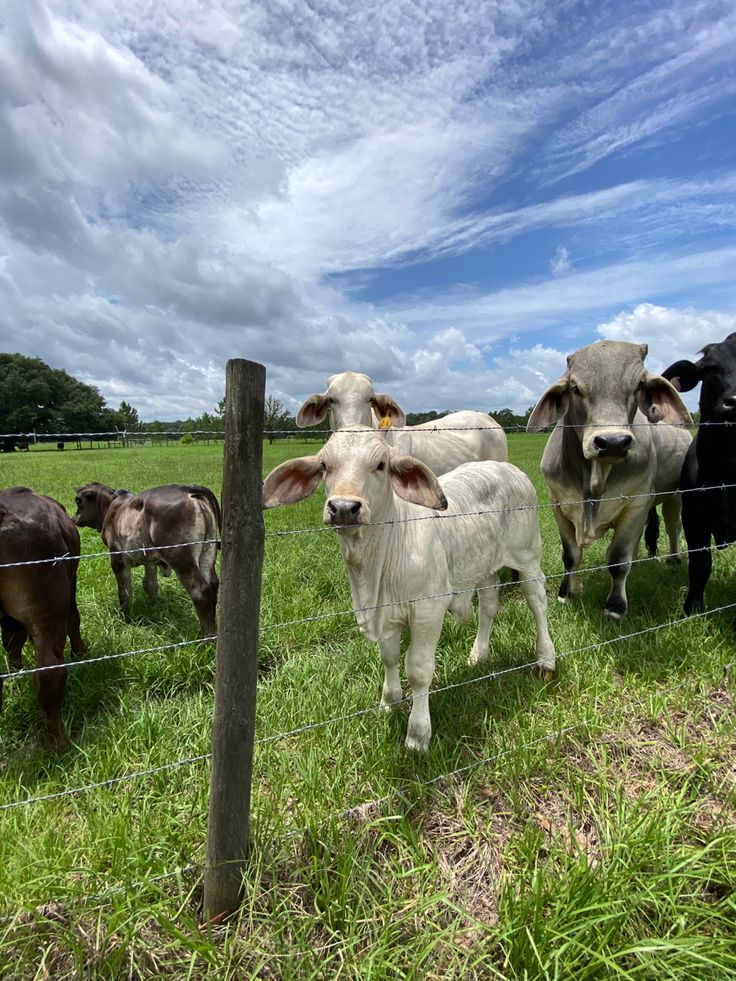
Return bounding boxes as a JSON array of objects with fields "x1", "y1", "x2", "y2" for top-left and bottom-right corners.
[{"x1": 1, "y1": 436, "x2": 735, "y2": 978}]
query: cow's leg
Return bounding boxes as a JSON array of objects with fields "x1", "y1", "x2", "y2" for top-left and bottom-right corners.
[
  {"x1": 172, "y1": 559, "x2": 217, "y2": 636},
  {"x1": 2, "y1": 616, "x2": 27, "y2": 670},
  {"x1": 553, "y1": 509, "x2": 582, "y2": 602},
  {"x1": 682, "y1": 494, "x2": 712, "y2": 614},
  {"x1": 468, "y1": 576, "x2": 500, "y2": 666},
  {"x1": 604, "y1": 509, "x2": 648, "y2": 620},
  {"x1": 142, "y1": 562, "x2": 159, "y2": 600},
  {"x1": 67, "y1": 570, "x2": 86, "y2": 656},
  {"x1": 518, "y1": 567, "x2": 556, "y2": 677},
  {"x1": 644, "y1": 506, "x2": 659, "y2": 558},
  {"x1": 404, "y1": 615, "x2": 443, "y2": 752},
  {"x1": 1, "y1": 619, "x2": 27, "y2": 712},
  {"x1": 661, "y1": 495, "x2": 683, "y2": 563},
  {"x1": 111, "y1": 555, "x2": 133, "y2": 621},
  {"x1": 31, "y1": 626, "x2": 68, "y2": 751},
  {"x1": 378, "y1": 630, "x2": 403, "y2": 711}
]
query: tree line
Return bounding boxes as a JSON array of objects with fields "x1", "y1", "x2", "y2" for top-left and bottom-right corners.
[{"x1": 0, "y1": 353, "x2": 541, "y2": 443}]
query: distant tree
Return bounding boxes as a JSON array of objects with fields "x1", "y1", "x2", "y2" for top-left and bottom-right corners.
[
  {"x1": 263, "y1": 395, "x2": 297, "y2": 444},
  {"x1": 0, "y1": 353, "x2": 115, "y2": 434},
  {"x1": 489, "y1": 408, "x2": 518, "y2": 431},
  {"x1": 107, "y1": 400, "x2": 140, "y2": 432}
]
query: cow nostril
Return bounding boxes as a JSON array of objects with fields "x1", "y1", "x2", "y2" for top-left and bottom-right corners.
[
  {"x1": 327, "y1": 500, "x2": 338, "y2": 515},
  {"x1": 594, "y1": 433, "x2": 633, "y2": 455},
  {"x1": 723, "y1": 396, "x2": 736, "y2": 409},
  {"x1": 348, "y1": 501, "x2": 361, "y2": 515}
]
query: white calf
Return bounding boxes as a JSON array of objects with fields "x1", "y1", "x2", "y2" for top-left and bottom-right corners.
[{"x1": 263, "y1": 428, "x2": 555, "y2": 751}]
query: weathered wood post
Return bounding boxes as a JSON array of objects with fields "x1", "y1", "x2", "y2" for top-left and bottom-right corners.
[{"x1": 203, "y1": 358, "x2": 265, "y2": 920}]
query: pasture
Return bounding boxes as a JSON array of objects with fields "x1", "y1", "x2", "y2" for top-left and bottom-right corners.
[{"x1": 1, "y1": 436, "x2": 735, "y2": 979}]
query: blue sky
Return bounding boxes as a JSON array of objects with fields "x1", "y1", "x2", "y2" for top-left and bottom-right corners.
[{"x1": 0, "y1": 0, "x2": 735, "y2": 418}]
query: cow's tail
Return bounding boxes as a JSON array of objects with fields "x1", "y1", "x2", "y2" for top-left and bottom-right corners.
[{"x1": 185, "y1": 485, "x2": 222, "y2": 549}]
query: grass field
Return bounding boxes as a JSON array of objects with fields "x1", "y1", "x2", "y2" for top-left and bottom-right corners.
[{"x1": 1, "y1": 436, "x2": 735, "y2": 979}]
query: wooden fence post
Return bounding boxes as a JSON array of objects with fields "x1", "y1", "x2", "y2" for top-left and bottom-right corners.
[{"x1": 203, "y1": 358, "x2": 265, "y2": 921}]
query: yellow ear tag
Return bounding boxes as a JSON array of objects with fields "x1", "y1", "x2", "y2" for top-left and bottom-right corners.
[{"x1": 378, "y1": 414, "x2": 393, "y2": 429}]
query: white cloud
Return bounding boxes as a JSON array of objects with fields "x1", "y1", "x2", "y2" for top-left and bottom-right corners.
[
  {"x1": 550, "y1": 245, "x2": 571, "y2": 275},
  {"x1": 596, "y1": 302, "x2": 736, "y2": 373}
]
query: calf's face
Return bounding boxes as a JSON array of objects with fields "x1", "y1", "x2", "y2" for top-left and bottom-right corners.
[
  {"x1": 262, "y1": 429, "x2": 447, "y2": 523},
  {"x1": 296, "y1": 372, "x2": 406, "y2": 430},
  {"x1": 72, "y1": 486, "x2": 99, "y2": 528},
  {"x1": 528, "y1": 340, "x2": 690, "y2": 461},
  {"x1": 663, "y1": 333, "x2": 736, "y2": 422}
]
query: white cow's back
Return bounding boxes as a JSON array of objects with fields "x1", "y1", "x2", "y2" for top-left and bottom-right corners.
[{"x1": 386, "y1": 411, "x2": 508, "y2": 475}]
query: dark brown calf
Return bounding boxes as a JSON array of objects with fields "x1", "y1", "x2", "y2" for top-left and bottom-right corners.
[
  {"x1": 0, "y1": 486, "x2": 86, "y2": 749},
  {"x1": 73, "y1": 483, "x2": 220, "y2": 636}
]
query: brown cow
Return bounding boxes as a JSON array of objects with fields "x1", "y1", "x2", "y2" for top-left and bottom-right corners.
[
  {"x1": 73, "y1": 483, "x2": 220, "y2": 636},
  {"x1": 0, "y1": 486, "x2": 86, "y2": 750}
]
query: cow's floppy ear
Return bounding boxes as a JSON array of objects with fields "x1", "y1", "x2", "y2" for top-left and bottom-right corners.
[
  {"x1": 262, "y1": 456, "x2": 323, "y2": 508},
  {"x1": 661, "y1": 359, "x2": 701, "y2": 394},
  {"x1": 638, "y1": 373, "x2": 692, "y2": 425},
  {"x1": 296, "y1": 394, "x2": 330, "y2": 428},
  {"x1": 526, "y1": 377, "x2": 569, "y2": 432},
  {"x1": 388, "y1": 452, "x2": 447, "y2": 510},
  {"x1": 371, "y1": 394, "x2": 406, "y2": 428}
]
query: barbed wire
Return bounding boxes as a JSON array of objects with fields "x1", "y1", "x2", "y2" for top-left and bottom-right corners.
[
  {"x1": 2, "y1": 481, "x2": 735, "y2": 572},
  {"x1": 3, "y1": 419, "x2": 735, "y2": 442},
  {"x1": 1, "y1": 540, "x2": 731, "y2": 685},
  {"x1": 265, "y1": 480, "x2": 736, "y2": 539},
  {"x1": 0, "y1": 635, "x2": 216, "y2": 684}
]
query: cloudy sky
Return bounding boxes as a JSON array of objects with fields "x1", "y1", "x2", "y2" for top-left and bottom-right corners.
[{"x1": 1, "y1": 0, "x2": 735, "y2": 419}]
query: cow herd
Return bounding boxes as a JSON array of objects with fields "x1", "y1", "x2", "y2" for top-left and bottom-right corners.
[
  {"x1": 0, "y1": 483, "x2": 221, "y2": 749},
  {"x1": 2, "y1": 334, "x2": 735, "y2": 751}
]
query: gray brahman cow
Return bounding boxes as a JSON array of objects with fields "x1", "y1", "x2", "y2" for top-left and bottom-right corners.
[
  {"x1": 296, "y1": 371, "x2": 508, "y2": 475},
  {"x1": 527, "y1": 340, "x2": 692, "y2": 619},
  {"x1": 263, "y1": 427, "x2": 555, "y2": 751}
]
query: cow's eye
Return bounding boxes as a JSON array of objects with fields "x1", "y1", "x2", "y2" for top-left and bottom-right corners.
[
  {"x1": 376, "y1": 461, "x2": 385, "y2": 472},
  {"x1": 570, "y1": 383, "x2": 581, "y2": 396}
]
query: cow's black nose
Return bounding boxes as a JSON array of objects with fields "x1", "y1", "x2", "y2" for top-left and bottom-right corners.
[
  {"x1": 593, "y1": 433, "x2": 633, "y2": 456},
  {"x1": 326, "y1": 498, "x2": 363, "y2": 524},
  {"x1": 723, "y1": 395, "x2": 736, "y2": 410}
]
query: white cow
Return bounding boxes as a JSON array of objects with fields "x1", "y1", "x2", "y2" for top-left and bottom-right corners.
[
  {"x1": 262, "y1": 427, "x2": 555, "y2": 751},
  {"x1": 296, "y1": 371, "x2": 508, "y2": 475},
  {"x1": 527, "y1": 340, "x2": 692, "y2": 620}
]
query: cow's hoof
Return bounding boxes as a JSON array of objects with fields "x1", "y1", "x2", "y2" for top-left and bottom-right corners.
[
  {"x1": 537, "y1": 664, "x2": 555, "y2": 681},
  {"x1": 604, "y1": 608, "x2": 626, "y2": 622},
  {"x1": 404, "y1": 733, "x2": 430, "y2": 753},
  {"x1": 380, "y1": 695, "x2": 402, "y2": 714},
  {"x1": 557, "y1": 595, "x2": 568, "y2": 605},
  {"x1": 467, "y1": 646, "x2": 489, "y2": 666}
]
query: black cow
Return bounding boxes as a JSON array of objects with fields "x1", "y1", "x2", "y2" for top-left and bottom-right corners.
[
  {"x1": 663, "y1": 333, "x2": 736, "y2": 613},
  {"x1": 0, "y1": 486, "x2": 86, "y2": 749}
]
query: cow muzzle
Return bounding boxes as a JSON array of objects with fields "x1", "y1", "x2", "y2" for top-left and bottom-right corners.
[
  {"x1": 324, "y1": 496, "x2": 366, "y2": 527},
  {"x1": 586, "y1": 430, "x2": 634, "y2": 462}
]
